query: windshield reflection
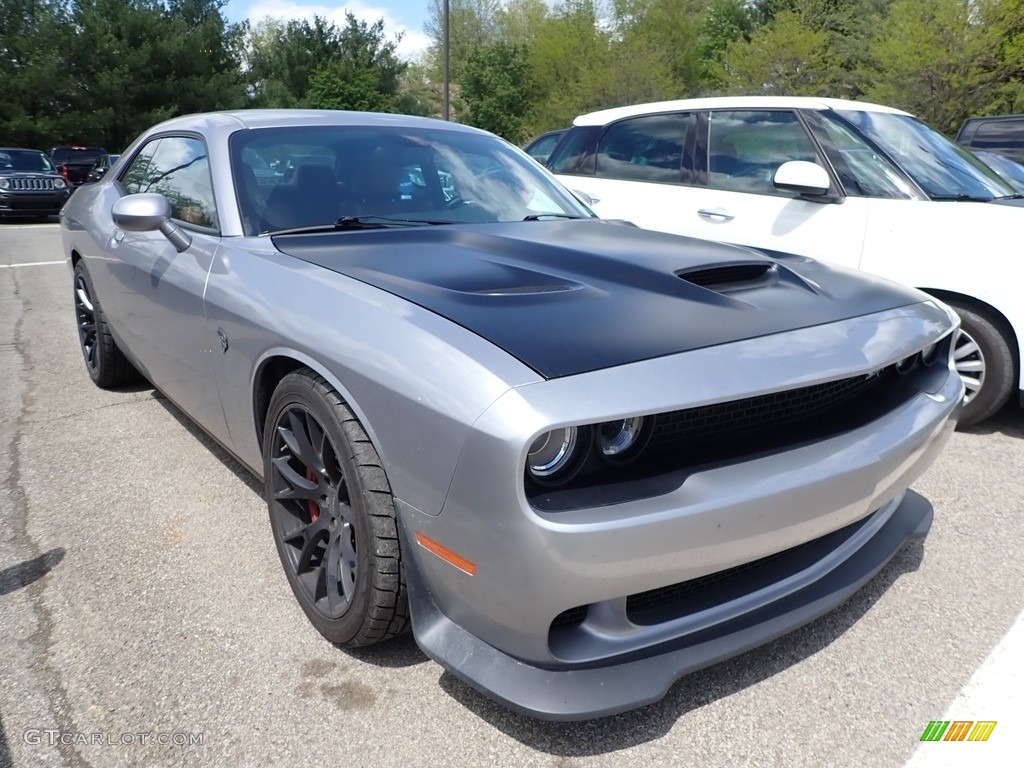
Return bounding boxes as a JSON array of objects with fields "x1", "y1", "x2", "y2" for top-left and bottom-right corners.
[{"x1": 837, "y1": 110, "x2": 1015, "y2": 200}]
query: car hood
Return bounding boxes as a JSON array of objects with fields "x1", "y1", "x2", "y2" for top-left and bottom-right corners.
[{"x1": 273, "y1": 220, "x2": 928, "y2": 378}]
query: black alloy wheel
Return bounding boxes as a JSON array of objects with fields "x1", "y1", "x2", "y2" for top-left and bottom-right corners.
[
  {"x1": 72, "y1": 260, "x2": 138, "y2": 387},
  {"x1": 264, "y1": 369, "x2": 409, "y2": 646}
]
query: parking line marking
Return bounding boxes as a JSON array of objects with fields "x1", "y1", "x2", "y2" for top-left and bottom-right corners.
[
  {"x1": 0, "y1": 260, "x2": 65, "y2": 269},
  {"x1": 0, "y1": 223, "x2": 59, "y2": 228},
  {"x1": 905, "y1": 608, "x2": 1023, "y2": 766}
]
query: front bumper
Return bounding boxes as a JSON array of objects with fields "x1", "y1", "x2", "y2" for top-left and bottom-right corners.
[
  {"x1": 0, "y1": 191, "x2": 69, "y2": 216},
  {"x1": 402, "y1": 489, "x2": 933, "y2": 720},
  {"x1": 398, "y1": 302, "x2": 961, "y2": 719}
]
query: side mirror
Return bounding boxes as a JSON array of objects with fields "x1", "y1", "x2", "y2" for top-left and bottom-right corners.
[
  {"x1": 111, "y1": 193, "x2": 191, "y2": 252},
  {"x1": 572, "y1": 189, "x2": 600, "y2": 206},
  {"x1": 773, "y1": 160, "x2": 831, "y2": 197}
]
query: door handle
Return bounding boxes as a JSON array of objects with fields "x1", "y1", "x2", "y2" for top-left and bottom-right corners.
[{"x1": 697, "y1": 208, "x2": 735, "y2": 221}]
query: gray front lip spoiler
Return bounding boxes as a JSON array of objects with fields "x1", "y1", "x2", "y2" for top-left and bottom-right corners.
[{"x1": 401, "y1": 490, "x2": 933, "y2": 721}]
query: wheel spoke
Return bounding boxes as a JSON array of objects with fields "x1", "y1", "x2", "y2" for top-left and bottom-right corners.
[
  {"x1": 271, "y1": 455, "x2": 319, "y2": 500},
  {"x1": 278, "y1": 510, "x2": 329, "y2": 546},
  {"x1": 294, "y1": 516, "x2": 330, "y2": 571},
  {"x1": 75, "y1": 284, "x2": 94, "y2": 313},
  {"x1": 338, "y1": 522, "x2": 357, "y2": 597},
  {"x1": 955, "y1": 360, "x2": 984, "y2": 372},
  {"x1": 954, "y1": 340, "x2": 980, "y2": 360},
  {"x1": 283, "y1": 410, "x2": 327, "y2": 475},
  {"x1": 324, "y1": 525, "x2": 356, "y2": 613}
]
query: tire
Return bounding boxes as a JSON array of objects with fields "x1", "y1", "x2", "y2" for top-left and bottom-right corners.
[
  {"x1": 73, "y1": 260, "x2": 139, "y2": 387},
  {"x1": 263, "y1": 369, "x2": 409, "y2": 646},
  {"x1": 948, "y1": 302, "x2": 1016, "y2": 428}
]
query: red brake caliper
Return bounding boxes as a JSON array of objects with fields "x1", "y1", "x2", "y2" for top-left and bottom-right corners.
[{"x1": 305, "y1": 468, "x2": 320, "y2": 522}]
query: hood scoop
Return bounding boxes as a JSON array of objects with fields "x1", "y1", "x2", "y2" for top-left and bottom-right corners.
[
  {"x1": 469, "y1": 283, "x2": 580, "y2": 296},
  {"x1": 677, "y1": 262, "x2": 775, "y2": 291}
]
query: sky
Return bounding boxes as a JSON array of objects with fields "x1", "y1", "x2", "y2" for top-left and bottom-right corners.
[{"x1": 225, "y1": 0, "x2": 435, "y2": 62}]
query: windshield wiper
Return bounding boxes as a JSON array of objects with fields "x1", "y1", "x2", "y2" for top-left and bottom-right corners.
[
  {"x1": 522, "y1": 213, "x2": 584, "y2": 221},
  {"x1": 929, "y1": 193, "x2": 993, "y2": 202},
  {"x1": 336, "y1": 215, "x2": 452, "y2": 229},
  {"x1": 268, "y1": 216, "x2": 453, "y2": 236}
]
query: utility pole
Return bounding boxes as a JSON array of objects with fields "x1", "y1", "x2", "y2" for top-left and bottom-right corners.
[{"x1": 443, "y1": 0, "x2": 450, "y2": 121}]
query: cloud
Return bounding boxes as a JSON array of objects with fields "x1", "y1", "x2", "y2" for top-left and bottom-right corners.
[{"x1": 246, "y1": 0, "x2": 431, "y2": 61}]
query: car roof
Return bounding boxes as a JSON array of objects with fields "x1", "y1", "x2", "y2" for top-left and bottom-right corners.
[
  {"x1": 573, "y1": 96, "x2": 912, "y2": 126},
  {"x1": 141, "y1": 109, "x2": 494, "y2": 138},
  {"x1": 0, "y1": 147, "x2": 48, "y2": 153}
]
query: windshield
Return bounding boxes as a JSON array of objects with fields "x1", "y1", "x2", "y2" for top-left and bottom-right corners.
[
  {"x1": 0, "y1": 150, "x2": 56, "y2": 173},
  {"x1": 51, "y1": 147, "x2": 105, "y2": 165},
  {"x1": 230, "y1": 125, "x2": 592, "y2": 236},
  {"x1": 836, "y1": 110, "x2": 1015, "y2": 200}
]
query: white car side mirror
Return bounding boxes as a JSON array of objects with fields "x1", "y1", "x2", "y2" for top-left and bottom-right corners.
[{"x1": 773, "y1": 161, "x2": 831, "y2": 197}]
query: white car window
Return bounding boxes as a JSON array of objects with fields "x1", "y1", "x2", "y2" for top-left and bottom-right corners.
[
  {"x1": 708, "y1": 111, "x2": 819, "y2": 196},
  {"x1": 816, "y1": 113, "x2": 917, "y2": 199},
  {"x1": 595, "y1": 114, "x2": 687, "y2": 183}
]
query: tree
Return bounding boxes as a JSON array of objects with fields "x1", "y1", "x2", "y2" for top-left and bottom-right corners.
[
  {"x1": 424, "y1": 0, "x2": 502, "y2": 85},
  {"x1": 863, "y1": 0, "x2": 986, "y2": 133},
  {"x1": 58, "y1": 0, "x2": 245, "y2": 150},
  {"x1": 303, "y1": 14, "x2": 408, "y2": 113},
  {"x1": 244, "y1": 16, "x2": 347, "y2": 108},
  {"x1": 460, "y1": 41, "x2": 536, "y2": 141},
  {"x1": 714, "y1": 10, "x2": 840, "y2": 95},
  {"x1": 0, "y1": 0, "x2": 74, "y2": 146}
]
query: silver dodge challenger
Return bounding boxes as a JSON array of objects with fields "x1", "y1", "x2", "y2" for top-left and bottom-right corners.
[{"x1": 61, "y1": 110, "x2": 963, "y2": 720}]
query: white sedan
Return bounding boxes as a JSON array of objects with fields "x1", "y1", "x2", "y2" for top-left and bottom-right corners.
[{"x1": 550, "y1": 96, "x2": 1024, "y2": 427}]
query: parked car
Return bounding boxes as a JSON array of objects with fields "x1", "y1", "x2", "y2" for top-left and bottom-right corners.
[
  {"x1": 970, "y1": 149, "x2": 1024, "y2": 194},
  {"x1": 49, "y1": 145, "x2": 108, "y2": 187},
  {"x1": 549, "y1": 96, "x2": 1024, "y2": 427},
  {"x1": 61, "y1": 109, "x2": 961, "y2": 720},
  {"x1": 523, "y1": 128, "x2": 567, "y2": 164},
  {"x1": 956, "y1": 114, "x2": 1024, "y2": 164},
  {"x1": 84, "y1": 153, "x2": 121, "y2": 184},
  {"x1": 0, "y1": 148, "x2": 71, "y2": 219}
]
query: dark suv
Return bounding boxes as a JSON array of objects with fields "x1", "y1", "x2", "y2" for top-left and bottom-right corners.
[
  {"x1": 0, "y1": 148, "x2": 71, "y2": 219},
  {"x1": 49, "y1": 145, "x2": 108, "y2": 187},
  {"x1": 956, "y1": 115, "x2": 1024, "y2": 164}
]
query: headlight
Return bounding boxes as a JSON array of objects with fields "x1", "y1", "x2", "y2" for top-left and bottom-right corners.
[
  {"x1": 0, "y1": 178, "x2": 9, "y2": 190},
  {"x1": 920, "y1": 340, "x2": 941, "y2": 366},
  {"x1": 895, "y1": 354, "x2": 917, "y2": 374},
  {"x1": 527, "y1": 426, "x2": 588, "y2": 483},
  {"x1": 596, "y1": 416, "x2": 650, "y2": 463},
  {"x1": 53, "y1": 178, "x2": 67, "y2": 190}
]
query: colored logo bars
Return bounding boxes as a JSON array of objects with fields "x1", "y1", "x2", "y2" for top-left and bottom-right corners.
[{"x1": 920, "y1": 721, "x2": 997, "y2": 742}]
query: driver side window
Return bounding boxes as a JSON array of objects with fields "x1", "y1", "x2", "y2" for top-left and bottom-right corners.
[{"x1": 708, "y1": 111, "x2": 820, "y2": 196}]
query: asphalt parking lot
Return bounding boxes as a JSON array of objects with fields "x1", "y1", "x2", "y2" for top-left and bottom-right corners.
[{"x1": 1, "y1": 221, "x2": 1022, "y2": 768}]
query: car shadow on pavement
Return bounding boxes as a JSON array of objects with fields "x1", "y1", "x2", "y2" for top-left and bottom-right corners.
[
  {"x1": 959, "y1": 401, "x2": 1024, "y2": 439},
  {"x1": 340, "y1": 633, "x2": 429, "y2": 668},
  {"x1": 437, "y1": 540, "x2": 925, "y2": 754},
  {"x1": 150, "y1": 393, "x2": 264, "y2": 498},
  {"x1": 0, "y1": 548, "x2": 65, "y2": 597}
]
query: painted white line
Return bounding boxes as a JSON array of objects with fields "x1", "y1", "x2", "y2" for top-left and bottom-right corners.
[
  {"x1": 0, "y1": 223, "x2": 59, "y2": 228},
  {"x1": 905, "y1": 608, "x2": 1024, "y2": 767},
  {"x1": 0, "y1": 260, "x2": 65, "y2": 269}
]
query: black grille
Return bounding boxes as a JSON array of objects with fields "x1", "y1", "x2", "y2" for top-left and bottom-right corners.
[
  {"x1": 626, "y1": 514, "x2": 870, "y2": 625},
  {"x1": 648, "y1": 369, "x2": 888, "y2": 454},
  {"x1": 678, "y1": 263, "x2": 772, "y2": 289},
  {"x1": 9, "y1": 178, "x2": 57, "y2": 191},
  {"x1": 551, "y1": 605, "x2": 587, "y2": 629}
]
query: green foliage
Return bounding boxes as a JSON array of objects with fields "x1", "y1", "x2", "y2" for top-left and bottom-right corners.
[
  {"x1": 6, "y1": 0, "x2": 1024, "y2": 154},
  {"x1": 714, "y1": 10, "x2": 840, "y2": 96},
  {"x1": 863, "y1": 0, "x2": 986, "y2": 134},
  {"x1": 302, "y1": 14, "x2": 409, "y2": 113},
  {"x1": 460, "y1": 41, "x2": 536, "y2": 141}
]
